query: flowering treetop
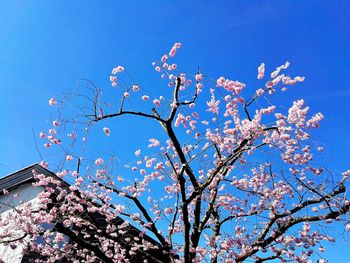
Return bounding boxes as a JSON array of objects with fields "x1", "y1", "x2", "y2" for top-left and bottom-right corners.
[{"x1": 1, "y1": 43, "x2": 349, "y2": 263}]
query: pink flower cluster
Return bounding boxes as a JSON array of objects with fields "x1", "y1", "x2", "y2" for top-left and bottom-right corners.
[
  {"x1": 256, "y1": 63, "x2": 265, "y2": 80},
  {"x1": 8, "y1": 46, "x2": 347, "y2": 263},
  {"x1": 110, "y1": 65, "x2": 125, "y2": 87},
  {"x1": 216, "y1": 77, "x2": 245, "y2": 94}
]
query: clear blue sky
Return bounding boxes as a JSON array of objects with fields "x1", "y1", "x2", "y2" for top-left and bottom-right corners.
[{"x1": 0, "y1": 1, "x2": 349, "y2": 261}]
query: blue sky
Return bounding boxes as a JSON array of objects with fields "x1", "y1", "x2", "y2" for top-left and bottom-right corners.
[{"x1": 0, "y1": 1, "x2": 350, "y2": 261}]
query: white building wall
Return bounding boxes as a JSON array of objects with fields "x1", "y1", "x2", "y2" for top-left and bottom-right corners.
[{"x1": 0, "y1": 184, "x2": 44, "y2": 263}]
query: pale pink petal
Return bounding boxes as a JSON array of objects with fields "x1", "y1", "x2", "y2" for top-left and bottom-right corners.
[
  {"x1": 95, "y1": 158, "x2": 104, "y2": 166},
  {"x1": 49, "y1": 98, "x2": 57, "y2": 106},
  {"x1": 103, "y1": 127, "x2": 111, "y2": 136}
]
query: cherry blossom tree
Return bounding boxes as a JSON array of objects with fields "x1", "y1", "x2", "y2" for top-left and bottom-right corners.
[{"x1": 1, "y1": 43, "x2": 350, "y2": 263}]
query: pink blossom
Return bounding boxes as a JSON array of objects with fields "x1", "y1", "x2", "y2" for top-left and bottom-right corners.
[
  {"x1": 216, "y1": 77, "x2": 245, "y2": 94},
  {"x1": 142, "y1": 95, "x2": 149, "y2": 101},
  {"x1": 52, "y1": 120, "x2": 60, "y2": 127},
  {"x1": 169, "y1": 48, "x2": 176, "y2": 57},
  {"x1": 207, "y1": 99, "x2": 220, "y2": 115},
  {"x1": 49, "y1": 98, "x2": 57, "y2": 106},
  {"x1": 132, "y1": 84, "x2": 139, "y2": 92},
  {"x1": 109, "y1": 76, "x2": 117, "y2": 83},
  {"x1": 39, "y1": 131, "x2": 46, "y2": 139},
  {"x1": 111, "y1": 66, "x2": 124, "y2": 74},
  {"x1": 174, "y1": 113, "x2": 185, "y2": 127},
  {"x1": 319, "y1": 246, "x2": 326, "y2": 252},
  {"x1": 169, "y1": 42, "x2": 181, "y2": 57},
  {"x1": 67, "y1": 133, "x2": 76, "y2": 139},
  {"x1": 174, "y1": 42, "x2": 181, "y2": 48},
  {"x1": 256, "y1": 88, "x2": 264, "y2": 96},
  {"x1": 103, "y1": 127, "x2": 111, "y2": 136},
  {"x1": 148, "y1": 138, "x2": 160, "y2": 147},
  {"x1": 170, "y1": 103, "x2": 177, "y2": 109},
  {"x1": 53, "y1": 138, "x2": 61, "y2": 145},
  {"x1": 161, "y1": 55, "x2": 168, "y2": 62},
  {"x1": 306, "y1": 112, "x2": 324, "y2": 128},
  {"x1": 135, "y1": 149, "x2": 141, "y2": 157},
  {"x1": 124, "y1": 92, "x2": 130, "y2": 98},
  {"x1": 195, "y1": 73, "x2": 203, "y2": 82},
  {"x1": 66, "y1": 155, "x2": 73, "y2": 161},
  {"x1": 196, "y1": 83, "x2": 203, "y2": 93},
  {"x1": 40, "y1": 160, "x2": 48, "y2": 168},
  {"x1": 257, "y1": 63, "x2": 265, "y2": 79},
  {"x1": 153, "y1": 99, "x2": 161, "y2": 107},
  {"x1": 164, "y1": 207, "x2": 173, "y2": 214},
  {"x1": 95, "y1": 158, "x2": 104, "y2": 166},
  {"x1": 75, "y1": 177, "x2": 84, "y2": 187},
  {"x1": 271, "y1": 61, "x2": 290, "y2": 78},
  {"x1": 114, "y1": 204, "x2": 126, "y2": 213},
  {"x1": 224, "y1": 95, "x2": 231, "y2": 101},
  {"x1": 342, "y1": 170, "x2": 350, "y2": 182}
]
